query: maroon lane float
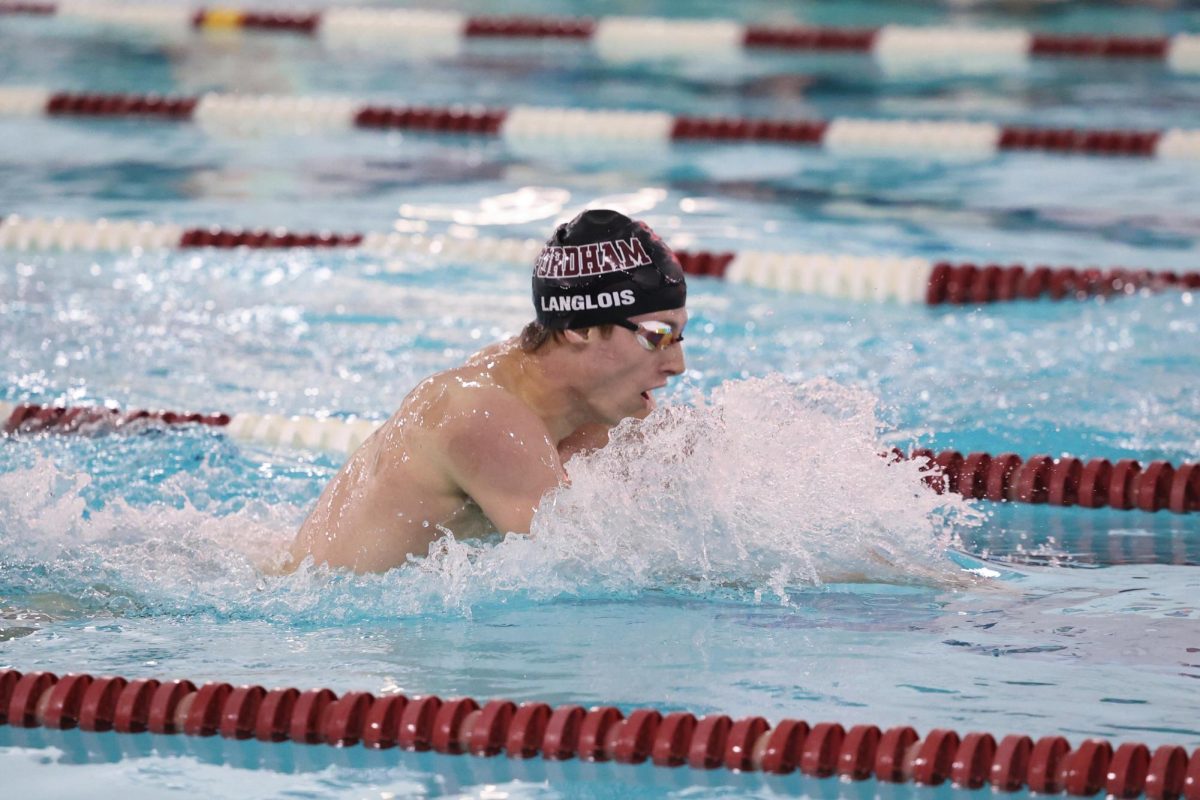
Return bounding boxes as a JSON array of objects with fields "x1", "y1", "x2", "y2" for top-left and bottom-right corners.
[{"x1": 2, "y1": 668, "x2": 1198, "y2": 798}]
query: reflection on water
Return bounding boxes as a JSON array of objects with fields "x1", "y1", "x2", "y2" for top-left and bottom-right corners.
[
  {"x1": 959, "y1": 503, "x2": 1200, "y2": 567},
  {"x1": 0, "y1": 724, "x2": 851, "y2": 800}
]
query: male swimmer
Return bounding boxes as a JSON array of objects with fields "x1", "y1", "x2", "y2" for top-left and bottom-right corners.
[{"x1": 286, "y1": 210, "x2": 688, "y2": 573}]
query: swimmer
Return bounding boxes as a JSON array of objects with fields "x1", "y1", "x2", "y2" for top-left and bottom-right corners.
[{"x1": 285, "y1": 210, "x2": 688, "y2": 573}]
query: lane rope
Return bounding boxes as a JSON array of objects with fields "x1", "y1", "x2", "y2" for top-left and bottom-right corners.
[
  {"x1": 4, "y1": 402, "x2": 1196, "y2": 514},
  {"x1": 2, "y1": 215, "x2": 1197, "y2": 307},
  {"x1": 2, "y1": 4, "x2": 1198, "y2": 74},
  {"x1": 2, "y1": 88, "x2": 1199, "y2": 161},
  {"x1": 1, "y1": 667, "x2": 1198, "y2": 796},
  {"x1": 898, "y1": 448, "x2": 1199, "y2": 515},
  {"x1": 0, "y1": 401, "x2": 380, "y2": 455}
]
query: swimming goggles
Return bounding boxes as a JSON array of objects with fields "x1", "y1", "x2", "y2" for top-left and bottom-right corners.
[{"x1": 614, "y1": 319, "x2": 685, "y2": 351}]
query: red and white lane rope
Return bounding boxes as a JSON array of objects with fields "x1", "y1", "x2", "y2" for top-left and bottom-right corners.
[
  {"x1": 2, "y1": 88, "x2": 1198, "y2": 161},
  {"x1": 2, "y1": 4, "x2": 1199, "y2": 74},
  {"x1": 3, "y1": 214, "x2": 1198, "y2": 307},
  {"x1": 0, "y1": 401, "x2": 380, "y2": 455},
  {"x1": 2, "y1": 667, "x2": 1198, "y2": 797},
  {"x1": 5, "y1": 402, "x2": 1198, "y2": 515}
]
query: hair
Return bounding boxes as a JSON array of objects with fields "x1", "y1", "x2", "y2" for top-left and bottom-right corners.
[{"x1": 518, "y1": 321, "x2": 615, "y2": 353}]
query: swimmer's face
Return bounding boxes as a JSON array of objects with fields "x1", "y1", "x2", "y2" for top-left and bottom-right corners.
[{"x1": 582, "y1": 307, "x2": 687, "y2": 423}]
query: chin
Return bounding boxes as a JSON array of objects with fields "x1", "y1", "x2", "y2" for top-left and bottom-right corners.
[
  {"x1": 606, "y1": 407, "x2": 638, "y2": 425},
  {"x1": 603, "y1": 393, "x2": 653, "y2": 424},
  {"x1": 627, "y1": 395, "x2": 654, "y2": 420}
]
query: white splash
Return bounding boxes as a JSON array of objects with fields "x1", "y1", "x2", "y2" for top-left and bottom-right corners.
[
  {"x1": 0, "y1": 377, "x2": 981, "y2": 620},
  {"x1": 0, "y1": 454, "x2": 297, "y2": 618},
  {"x1": 406, "y1": 376, "x2": 981, "y2": 609}
]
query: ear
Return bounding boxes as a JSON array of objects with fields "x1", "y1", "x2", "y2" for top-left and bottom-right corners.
[{"x1": 561, "y1": 328, "x2": 590, "y2": 346}]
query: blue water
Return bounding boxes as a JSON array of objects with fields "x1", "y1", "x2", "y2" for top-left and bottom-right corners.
[{"x1": 2, "y1": 1, "x2": 1200, "y2": 798}]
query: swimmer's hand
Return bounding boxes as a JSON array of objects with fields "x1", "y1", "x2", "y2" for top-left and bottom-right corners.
[
  {"x1": 261, "y1": 552, "x2": 296, "y2": 577},
  {"x1": 821, "y1": 549, "x2": 988, "y2": 589}
]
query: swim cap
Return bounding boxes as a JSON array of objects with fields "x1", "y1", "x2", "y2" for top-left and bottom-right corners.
[{"x1": 532, "y1": 209, "x2": 687, "y2": 330}]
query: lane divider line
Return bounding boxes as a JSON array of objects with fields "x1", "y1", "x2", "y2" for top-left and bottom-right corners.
[
  {"x1": 2, "y1": 88, "x2": 1199, "y2": 160},
  {"x1": 3, "y1": 4, "x2": 1199, "y2": 74},
  {"x1": 3, "y1": 215, "x2": 1197, "y2": 306},
  {"x1": 897, "y1": 448, "x2": 1199, "y2": 515},
  {"x1": 1, "y1": 667, "x2": 1197, "y2": 796},
  {"x1": 4, "y1": 402, "x2": 1196, "y2": 514},
  {"x1": 0, "y1": 401, "x2": 381, "y2": 456}
]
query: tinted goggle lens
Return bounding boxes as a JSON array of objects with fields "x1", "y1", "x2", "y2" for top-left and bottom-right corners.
[{"x1": 622, "y1": 320, "x2": 683, "y2": 351}]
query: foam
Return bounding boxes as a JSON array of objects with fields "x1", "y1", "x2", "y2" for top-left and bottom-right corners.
[
  {"x1": 0, "y1": 378, "x2": 982, "y2": 621},
  {"x1": 409, "y1": 376, "x2": 979, "y2": 607},
  {"x1": 0, "y1": 453, "x2": 299, "y2": 619}
]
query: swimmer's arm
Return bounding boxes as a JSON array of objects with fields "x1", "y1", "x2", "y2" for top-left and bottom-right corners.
[{"x1": 439, "y1": 397, "x2": 565, "y2": 536}]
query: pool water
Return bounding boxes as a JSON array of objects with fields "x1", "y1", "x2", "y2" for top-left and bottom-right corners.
[{"x1": 2, "y1": 1, "x2": 1199, "y2": 797}]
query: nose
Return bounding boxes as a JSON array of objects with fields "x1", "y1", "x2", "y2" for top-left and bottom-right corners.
[{"x1": 661, "y1": 342, "x2": 685, "y2": 376}]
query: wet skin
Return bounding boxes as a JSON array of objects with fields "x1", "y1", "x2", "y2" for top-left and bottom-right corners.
[{"x1": 286, "y1": 309, "x2": 688, "y2": 573}]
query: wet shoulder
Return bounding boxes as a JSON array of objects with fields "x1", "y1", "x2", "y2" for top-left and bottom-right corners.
[{"x1": 397, "y1": 362, "x2": 533, "y2": 434}]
